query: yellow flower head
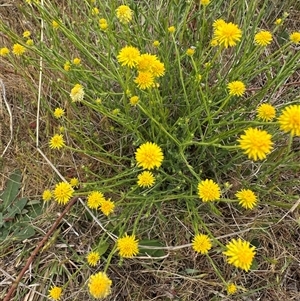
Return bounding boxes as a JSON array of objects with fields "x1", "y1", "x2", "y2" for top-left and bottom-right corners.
[
  {"x1": 223, "y1": 238, "x2": 256, "y2": 271},
  {"x1": 86, "y1": 251, "x2": 100, "y2": 266},
  {"x1": 135, "y1": 142, "x2": 164, "y2": 170},
  {"x1": 0, "y1": 47, "x2": 10, "y2": 56},
  {"x1": 153, "y1": 40, "x2": 160, "y2": 47},
  {"x1": 42, "y1": 189, "x2": 52, "y2": 202},
  {"x1": 87, "y1": 191, "x2": 105, "y2": 209},
  {"x1": 53, "y1": 107, "x2": 65, "y2": 119},
  {"x1": 99, "y1": 19, "x2": 108, "y2": 31},
  {"x1": 213, "y1": 19, "x2": 226, "y2": 30},
  {"x1": 117, "y1": 234, "x2": 139, "y2": 258},
  {"x1": 64, "y1": 61, "x2": 71, "y2": 71},
  {"x1": 23, "y1": 30, "x2": 31, "y2": 38},
  {"x1": 70, "y1": 84, "x2": 84, "y2": 102},
  {"x1": 235, "y1": 189, "x2": 257, "y2": 209},
  {"x1": 91, "y1": 7, "x2": 99, "y2": 16},
  {"x1": 88, "y1": 272, "x2": 112, "y2": 298},
  {"x1": 116, "y1": 5, "x2": 133, "y2": 24},
  {"x1": 53, "y1": 182, "x2": 74, "y2": 205},
  {"x1": 254, "y1": 30, "x2": 273, "y2": 46},
  {"x1": 290, "y1": 32, "x2": 300, "y2": 44},
  {"x1": 192, "y1": 234, "x2": 212, "y2": 254},
  {"x1": 226, "y1": 283, "x2": 237, "y2": 295},
  {"x1": 48, "y1": 286, "x2": 62, "y2": 300},
  {"x1": 257, "y1": 103, "x2": 276, "y2": 121},
  {"x1": 49, "y1": 134, "x2": 65, "y2": 149},
  {"x1": 73, "y1": 57, "x2": 81, "y2": 65},
  {"x1": 150, "y1": 60, "x2": 165, "y2": 78},
  {"x1": 168, "y1": 26, "x2": 176, "y2": 33},
  {"x1": 200, "y1": 0, "x2": 210, "y2": 5},
  {"x1": 130, "y1": 95, "x2": 139, "y2": 106},
  {"x1": 197, "y1": 179, "x2": 221, "y2": 202},
  {"x1": 134, "y1": 71, "x2": 154, "y2": 89},
  {"x1": 26, "y1": 39, "x2": 34, "y2": 46},
  {"x1": 137, "y1": 171, "x2": 155, "y2": 188},
  {"x1": 238, "y1": 127, "x2": 273, "y2": 161},
  {"x1": 278, "y1": 105, "x2": 300, "y2": 136},
  {"x1": 100, "y1": 199, "x2": 115, "y2": 216},
  {"x1": 69, "y1": 177, "x2": 79, "y2": 188},
  {"x1": 227, "y1": 81, "x2": 246, "y2": 97},
  {"x1": 275, "y1": 18, "x2": 282, "y2": 25},
  {"x1": 214, "y1": 22, "x2": 242, "y2": 48},
  {"x1": 136, "y1": 53, "x2": 158, "y2": 72},
  {"x1": 52, "y1": 20, "x2": 59, "y2": 29},
  {"x1": 186, "y1": 48, "x2": 195, "y2": 56},
  {"x1": 12, "y1": 43, "x2": 26, "y2": 56},
  {"x1": 117, "y1": 46, "x2": 140, "y2": 68}
]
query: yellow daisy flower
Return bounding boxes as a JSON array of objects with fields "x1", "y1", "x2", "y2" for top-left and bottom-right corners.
[
  {"x1": 226, "y1": 282, "x2": 237, "y2": 295},
  {"x1": 137, "y1": 171, "x2": 155, "y2": 188},
  {"x1": 53, "y1": 182, "x2": 74, "y2": 205},
  {"x1": 227, "y1": 81, "x2": 246, "y2": 96},
  {"x1": 235, "y1": 189, "x2": 257, "y2": 209},
  {"x1": 254, "y1": 30, "x2": 273, "y2": 46},
  {"x1": 274, "y1": 18, "x2": 282, "y2": 25},
  {"x1": 69, "y1": 177, "x2": 79, "y2": 188},
  {"x1": 134, "y1": 71, "x2": 154, "y2": 89},
  {"x1": 223, "y1": 238, "x2": 256, "y2": 271},
  {"x1": 153, "y1": 40, "x2": 160, "y2": 47},
  {"x1": 289, "y1": 32, "x2": 300, "y2": 44},
  {"x1": 23, "y1": 30, "x2": 31, "y2": 38},
  {"x1": 238, "y1": 128, "x2": 273, "y2": 161},
  {"x1": 70, "y1": 84, "x2": 84, "y2": 102},
  {"x1": 150, "y1": 60, "x2": 165, "y2": 78},
  {"x1": 186, "y1": 48, "x2": 195, "y2": 56},
  {"x1": 129, "y1": 96, "x2": 139, "y2": 106},
  {"x1": 197, "y1": 179, "x2": 221, "y2": 202},
  {"x1": 91, "y1": 7, "x2": 99, "y2": 16},
  {"x1": 87, "y1": 191, "x2": 105, "y2": 209},
  {"x1": 0, "y1": 47, "x2": 10, "y2": 56},
  {"x1": 136, "y1": 53, "x2": 158, "y2": 72},
  {"x1": 53, "y1": 107, "x2": 65, "y2": 119},
  {"x1": 88, "y1": 272, "x2": 112, "y2": 298},
  {"x1": 64, "y1": 61, "x2": 71, "y2": 71},
  {"x1": 116, "y1": 234, "x2": 139, "y2": 258},
  {"x1": 100, "y1": 199, "x2": 115, "y2": 216},
  {"x1": 117, "y1": 46, "x2": 140, "y2": 68},
  {"x1": 48, "y1": 286, "x2": 62, "y2": 300},
  {"x1": 257, "y1": 103, "x2": 276, "y2": 121},
  {"x1": 135, "y1": 142, "x2": 164, "y2": 170},
  {"x1": 200, "y1": 0, "x2": 210, "y2": 5},
  {"x1": 42, "y1": 189, "x2": 52, "y2": 202},
  {"x1": 52, "y1": 20, "x2": 59, "y2": 29},
  {"x1": 214, "y1": 22, "x2": 242, "y2": 48},
  {"x1": 86, "y1": 251, "x2": 100, "y2": 266},
  {"x1": 73, "y1": 57, "x2": 81, "y2": 65},
  {"x1": 116, "y1": 5, "x2": 133, "y2": 24},
  {"x1": 26, "y1": 39, "x2": 34, "y2": 46},
  {"x1": 168, "y1": 26, "x2": 176, "y2": 33},
  {"x1": 192, "y1": 234, "x2": 212, "y2": 254},
  {"x1": 49, "y1": 134, "x2": 65, "y2": 149},
  {"x1": 278, "y1": 105, "x2": 300, "y2": 136},
  {"x1": 12, "y1": 43, "x2": 26, "y2": 56}
]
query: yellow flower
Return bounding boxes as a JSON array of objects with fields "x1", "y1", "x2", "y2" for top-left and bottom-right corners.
[
  {"x1": 278, "y1": 105, "x2": 300, "y2": 136},
  {"x1": 130, "y1": 96, "x2": 139, "y2": 106},
  {"x1": 100, "y1": 199, "x2": 115, "y2": 216},
  {"x1": 192, "y1": 234, "x2": 212, "y2": 254},
  {"x1": 195, "y1": 74, "x2": 202, "y2": 82},
  {"x1": 153, "y1": 40, "x2": 160, "y2": 47},
  {"x1": 112, "y1": 108, "x2": 120, "y2": 115},
  {"x1": 12, "y1": 43, "x2": 26, "y2": 56},
  {"x1": 88, "y1": 272, "x2": 112, "y2": 299},
  {"x1": 64, "y1": 61, "x2": 71, "y2": 71},
  {"x1": 49, "y1": 134, "x2": 65, "y2": 149},
  {"x1": 116, "y1": 5, "x2": 133, "y2": 24},
  {"x1": 23, "y1": 30, "x2": 31, "y2": 38},
  {"x1": 86, "y1": 251, "x2": 100, "y2": 266},
  {"x1": 26, "y1": 39, "x2": 34, "y2": 46},
  {"x1": 210, "y1": 38, "x2": 219, "y2": 47},
  {"x1": 73, "y1": 57, "x2": 81, "y2": 65},
  {"x1": 226, "y1": 283, "x2": 237, "y2": 295},
  {"x1": 150, "y1": 60, "x2": 165, "y2": 78},
  {"x1": 197, "y1": 179, "x2": 221, "y2": 202},
  {"x1": 257, "y1": 103, "x2": 276, "y2": 121},
  {"x1": 69, "y1": 178, "x2": 79, "y2": 188},
  {"x1": 136, "y1": 53, "x2": 158, "y2": 72},
  {"x1": 42, "y1": 189, "x2": 52, "y2": 202},
  {"x1": 134, "y1": 71, "x2": 154, "y2": 89},
  {"x1": 168, "y1": 26, "x2": 176, "y2": 33},
  {"x1": 290, "y1": 32, "x2": 300, "y2": 44},
  {"x1": 254, "y1": 30, "x2": 273, "y2": 46},
  {"x1": 87, "y1": 191, "x2": 105, "y2": 209},
  {"x1": 0, "y1": 47, "x2": 10, "y2": 56},
  {"x1": 200, "y1": 0, "x2": 210, "y2": 5},
  {"x1": 238, "y1": 128, "x2": 273, "y2": 161},
  {"x1": 53, "y1": 182, "x2": 74, "y2": 205},
  {"x1": 91, "y1": 7, "x2": 99, "y2": 16},
  {"x1": 186, "y1": 48, "x2": 195, "y2": 56},
  {"x1": 214, "y1": 22, "x2": 242, "y2": 48},
  {"x1": 53, "y1": 107, "x2": 65, "y2": 119},
  {"x1": 223, "y1": 238, "x2": 256, "y2": 271},
  {"x1": 48, "y1": 286, "x2": 62, "y2": 300},
  {"x1": 99, "y1": 18, "x2": 108, "y2": 31},
  {"x1": 117, "y1": 234, "x2": 139, "y2": 258},
  {"x1": 213, "y1": 19, "x2": 226, "y2": 30},
  {"x1": 70, "y1": 84, "x2": 84, "y2": 102},
  {"x1": 135, "y1": 142, "x2": 164, "y2": 170},
  {"x1": 137, "y1": 171, "x2": 155, "y2": 188},
  {"x1": 52, "y1": 20, "x2": 59, "y2": 29},
  {"x1": 275, "y1": 18, "x2": 282, "y2": 25},
  {"x1": 117, "y1": 46, "x2": 140, "y2": 68},
  {"x1": 235, "y1": 189, "x2": 257, "y2": 209},
  {"x1": 227, "y1": 81, "x2": 246, "y2": 97}
]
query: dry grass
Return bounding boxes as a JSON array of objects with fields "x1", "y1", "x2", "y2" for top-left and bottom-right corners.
[{"x1": 1, "y1": 1, "x2": 300, "y2": 300}]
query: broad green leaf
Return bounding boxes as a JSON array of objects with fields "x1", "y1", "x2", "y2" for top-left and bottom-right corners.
[
  {"x1": 5, "y1": 197, "x2": 28, "y2": 219},
  {"x1": 97, "y1": 242, "x2": 110, "y2": 256},
  {"x1": 13, "y1": 223, "x2": 35, "y2": 241},
  {"x1": 139, "y1": 239, "x2": 165, "y2": 257}
]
